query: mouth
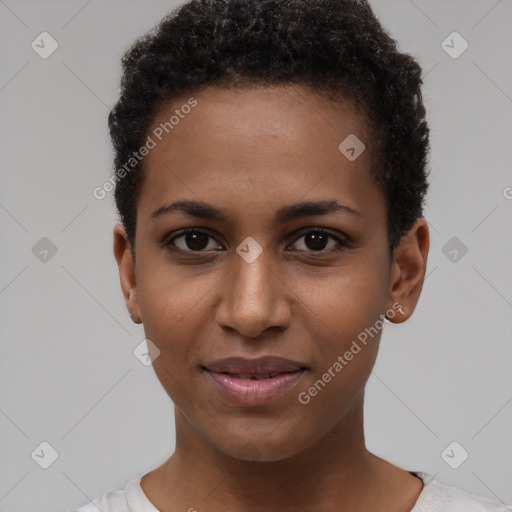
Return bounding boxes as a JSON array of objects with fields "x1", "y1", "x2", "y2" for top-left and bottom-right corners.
[
  {"x1": 203, "y1": 355, "x2": 308, "y2": 375},
  {"x1": 202, "y1": 356, "x2": 308, "y2": 406},
  {"x1": 214, "y1": 371, "x2": 300, "y2": 380}
]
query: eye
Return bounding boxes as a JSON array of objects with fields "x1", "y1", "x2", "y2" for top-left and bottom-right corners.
[
  {"x1": 288, "y1": 228, "x2": 348, "y2": 253},
  {"x1": 162, "y1": 227, "x2": 349, "y2": 255},
  {"x1": 164, "y1": 228, "x2": 221, "y2": 253}
]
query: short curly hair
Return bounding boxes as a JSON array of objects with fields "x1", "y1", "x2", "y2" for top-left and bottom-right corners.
[{"x1": 108, "y1": 0, "x2": 430, "y2": 256}]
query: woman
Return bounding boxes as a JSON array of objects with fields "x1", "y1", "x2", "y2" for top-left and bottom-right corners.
[{"x1": 72, "y1": 0, "x2": 511, "y2": 510}]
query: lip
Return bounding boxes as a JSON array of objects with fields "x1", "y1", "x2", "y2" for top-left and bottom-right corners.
[
  {"x1": 204, "y1": 356, "x2": 308, "y2": 374},
  {"x1": 203, "y1": 356, "x2": 308, "y2": 407}
]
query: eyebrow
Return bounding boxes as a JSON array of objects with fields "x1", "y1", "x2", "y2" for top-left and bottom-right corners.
[{"x1": 150, "y1": 199, "x2": 364, "y2": 223}]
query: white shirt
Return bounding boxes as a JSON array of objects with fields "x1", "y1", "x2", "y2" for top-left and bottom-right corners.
[{"x1": 68, "y1": 471, "x2": 512, "y2": 511}]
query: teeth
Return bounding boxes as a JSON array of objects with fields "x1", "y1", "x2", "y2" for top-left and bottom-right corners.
[{"x1": 235, "y1": 372, "x2": 283, "y2": 379}]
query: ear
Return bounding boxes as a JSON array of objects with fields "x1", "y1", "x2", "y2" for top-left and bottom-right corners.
[
  {"x1": 386, "y1": 218, "x2": 429, "y2": 323},
  {"x1": 113, "y1": 223, "x2": 142, "y2": 324}
]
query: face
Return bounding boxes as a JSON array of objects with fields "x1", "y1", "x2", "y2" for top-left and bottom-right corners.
[{"x1": 114, "y1": 85, "x2": 428, "y2": 462}]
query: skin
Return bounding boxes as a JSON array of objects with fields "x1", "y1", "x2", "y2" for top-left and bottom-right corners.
[{"x1": 113, "y1": 85, "x2": 429, "y2": 512}]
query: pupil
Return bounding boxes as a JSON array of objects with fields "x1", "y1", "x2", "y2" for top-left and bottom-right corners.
[
  {"x1": 306, "y1": 232, "x2": 327, "y2": 251},
  {"x1": 186, "y1": 232, "x2": 209, "y2": 250}
]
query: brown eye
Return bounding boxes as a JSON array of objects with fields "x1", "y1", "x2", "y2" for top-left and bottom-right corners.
[
  {"x1": 165, "y1": 229, "x2": 220, "y2": 252},
  {"x1": 289, "y1": 228, "x2": 348, "y2": 252},
  {"x1": 163, "y1": 227, "x2": 349, "y2": 256}
]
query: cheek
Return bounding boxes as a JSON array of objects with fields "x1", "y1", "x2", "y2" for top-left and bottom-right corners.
[
  {"x1": 295, "y1": 280, "x2": 383, "y2": 422},
  {"x1": 297, "y1": 261, "x2": 387, "y2": 393},
  {"x1": 304, "y1": 300, "x2": 381, "y2": 400},
  {"x1": 136, "y1": 267, "x2": 218, "y2": 389},
  {"x1": 302, "y1": 261, "x2": 387, "y2": 344},
  {"x1": 137, "y1": 260, "x2": 219, "y2": 337}
]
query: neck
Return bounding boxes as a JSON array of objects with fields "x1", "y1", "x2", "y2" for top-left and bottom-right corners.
[{"x1": 144, "y1": 391, "x2": 418, "y2": 512}]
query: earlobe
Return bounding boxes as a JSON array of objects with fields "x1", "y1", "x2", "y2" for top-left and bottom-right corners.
[
  {"x1": 113, "y1": 223, "x2": 142, "y2": 324},
  {"x1": 386, "y1": 218, "x2": 429, "y2": 324}
]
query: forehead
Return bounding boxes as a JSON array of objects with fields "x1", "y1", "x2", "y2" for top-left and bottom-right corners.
[{"x1": 137, "y1": 85, "x2": 383, "y2": 226}]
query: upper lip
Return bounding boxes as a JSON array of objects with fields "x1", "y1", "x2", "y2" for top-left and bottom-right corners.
[{"x1": 204, "y1": 356, "x2": 308, "y2": 374}]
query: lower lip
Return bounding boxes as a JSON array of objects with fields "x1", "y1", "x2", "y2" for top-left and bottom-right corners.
[{"x1": 204, "y1": 369, "x2": 306, "y2": 406}]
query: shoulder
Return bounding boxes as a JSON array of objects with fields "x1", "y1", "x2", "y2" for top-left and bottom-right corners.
[
  {"x1": 66, "y1": 486, "x2": 129, "y2": 512},
  {"x1": 412, "y1": 472, "x2": 512, "y2": 512},
  {"x1": 65, "y1": 474, "x2": 158, "y2": 512}
]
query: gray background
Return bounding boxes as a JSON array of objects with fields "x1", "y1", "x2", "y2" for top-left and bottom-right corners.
[{"x1": 0, "y1": 0, "x2": 511, "y2": 510}]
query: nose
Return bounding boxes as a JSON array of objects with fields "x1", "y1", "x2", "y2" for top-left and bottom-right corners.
[{"x1": 215, "y1": 248, "x2": 292, "y2": 339}]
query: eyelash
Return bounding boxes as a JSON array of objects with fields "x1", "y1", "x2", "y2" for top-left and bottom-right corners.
[{"x1": 162, "y1": 227, "x2": 350, "y2": 255}]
